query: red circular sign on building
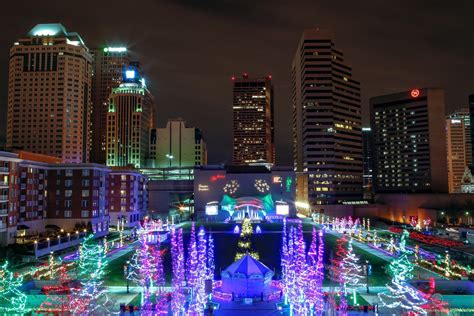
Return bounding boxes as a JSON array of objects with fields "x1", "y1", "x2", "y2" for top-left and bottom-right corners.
[{"x1": 410, "y1": 89, "x2": 420, "y2": 98}]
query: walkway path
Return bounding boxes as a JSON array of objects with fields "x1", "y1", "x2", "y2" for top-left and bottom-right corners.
[{"x1": 323, "y1": 229, "x2": 448, "y2": 281}]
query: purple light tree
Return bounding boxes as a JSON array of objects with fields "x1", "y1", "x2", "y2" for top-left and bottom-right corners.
[{"x1": 170, "y1": 227, "x2": 186, "y2": 315}]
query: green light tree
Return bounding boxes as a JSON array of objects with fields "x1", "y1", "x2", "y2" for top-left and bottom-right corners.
[
  {"x1": 235, "y1": 217, "x2": 259, "y2": 260},
  {"x1": 0, "y1": 261, "x2": 27, "y2": 313},
  {"x1": 69, "y1": 234, "x2": 111, "y2": 314},
  {"x1": 378, "y1": 230, "x2": 427, "y2": 313}
]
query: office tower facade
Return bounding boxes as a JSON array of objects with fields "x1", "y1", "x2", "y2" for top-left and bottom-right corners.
[
  {"x1": 149, "y1": 119, "x2": 207, "y2": 168},
  {"x1": 91, "y1": 47, "x2": 130, "y2": 164},
  {"x1": 362, "y1": 127, "x2": 373, "y2": 199},
  {"x1": 370, "y1": 88, "x2": 448, "y2": 193},
  {"x1": 232, "y1": 74, "x2": 275, "y2": 165},
  {"x1": 292, "y1": 29, "x2": 362, "y2": 206},
  {"x1": 6, "y1": 24, "x2": 92, "y2": 163},
  {"x1": 446, "y1": 109, "x2": 471, "y2": 193},
  {"x1": 106, "y1": 64, "x2": 155, "y2": 168},
  {"x1": 469, "y1": 94, "x2": 474, "y2": 164}
]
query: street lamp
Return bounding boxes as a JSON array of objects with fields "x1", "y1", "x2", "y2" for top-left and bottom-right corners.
[
  {"x1": 365, "y1": 260, "x2": 370, "y2": 293},
  {"x1": 124, "y1": 260, "x2": 130, "y2": 293},
  {"x1": 165, "y1": 154, "x2": 174, "y2": 167}
]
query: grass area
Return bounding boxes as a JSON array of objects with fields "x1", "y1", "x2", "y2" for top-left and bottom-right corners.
[{"x1": 105, "y1": 222, "x2": 391, "y2": 288}]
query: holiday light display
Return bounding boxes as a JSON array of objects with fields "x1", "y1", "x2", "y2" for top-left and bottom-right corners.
[
  {"x1": 170, "y1": 227, "x2": 186, "y2": 315},
  {"x1": 38, "y1": 264, "x2": 74, "y2": 313},
  {"x1": 444, "y1": 251, "x2": 451, "y2": 278},
  {"x1": 223, "y1": 180, "x2": 239, "y2": 195},
  {"x1": 0, "y1": 261, "x2": 27, "y2": 313},
  {"x1": 235, "y1": 217, "x2": 259, "y2": 260},
  {"x1": 254, "y1": 179, "x2": 270, "y2": 193},
  {"x1": 341, "y1": 238, "x2": 366, "y2": 304},
  {"x1": 186, "y1": 222, "x2": 199, "y2": 289},
  {"x1": 69, "y1": 234, "x2": 111, "y2": 314},
  {"x1": 281, "y1": 222, "x2": 326, "y2": 315},
  {"x1": 207, "y1": 233, "x2": 215, "y2": 280},
  {"x1": 389, "y1": 226, "x2": 464, "y2": 247},
  {"x1": 128, "y1": 222, "x2": 165, "y2": 306},
  {"x1": 387, "y1": 236, "x2": 396, "y2": 254},
  {"x1": 190, "y1": 227, "x2": 208, "y2": 313},
  {"x1": 378, "y1": 230, "x2": 427, "y2": 314}
]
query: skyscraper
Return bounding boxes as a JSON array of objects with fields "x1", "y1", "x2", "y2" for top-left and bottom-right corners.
[
  {"x1": 6, "y1": 23, "x2": 92, "y2": 163},
  {"x1": 106, "y1": 64, "x2": 155, "y2": 168},
  {"x1": 362, "y1": 127, "x2": 373, "y2": 199},
  {"x1": 370, "y1": 88, "x2": 448, "y2": 193},
  {"x1": 91, "y1": 47, "x2": 130, "y2": 164},
  {"x1": 149, "y1": 119, "x2": 207, "y2": 168},
  {"x1": 469, "y1": 94, "x2": 474, "y2": 164},
  {"x1": 446, "y1": 109, "x2": 471, "y2": 193},
  {"x1": 292, "y1": 29, "x2": 362, "y2": 206},
  {"x1": 232, "y1": 74, "x2": 274, "y2": 165}
]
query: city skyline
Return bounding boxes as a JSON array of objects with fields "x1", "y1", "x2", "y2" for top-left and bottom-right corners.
[{"x1": 0, "y1": 1, "x2": 472, "y2": 165}]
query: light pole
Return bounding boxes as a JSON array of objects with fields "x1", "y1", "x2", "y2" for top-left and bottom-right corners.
[
  {"x1": 124, "y1": 260, "x2": 130, "y2": 293},
  {"x1": 165, "y1": 153, "x2": 174, "y2": 167},
  {"x1": 365, "y1": 260, "x2": 370, "y2": 293}
]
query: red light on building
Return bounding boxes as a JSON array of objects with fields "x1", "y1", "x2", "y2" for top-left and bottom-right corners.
[
  {"x1": 410, "y1": 89, "x2": 420, "y2": 98},
  {"x1": 243, "y1": 72, "x2": 249, "y2": 79},
  {"x1": 268, "y1": 75, "x2": 272, "y2": 80},
  {"x1": 231, "y1": 76, "x2": 236, "y2": 81},
  {"x1": 210, "y1": 174, "x2": 226, "y2": 182}
]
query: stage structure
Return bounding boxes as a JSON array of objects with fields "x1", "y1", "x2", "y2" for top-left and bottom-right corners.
[{"x1": 194, "y1": 165, "x2": 296, "y2": 220}]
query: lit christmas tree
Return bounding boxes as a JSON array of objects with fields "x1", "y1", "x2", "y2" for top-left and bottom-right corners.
[
  {"x1": 340, "y1": 238, "x2": 366, "y2": 304},
  {"x1": 127, "y1": 231, "x2": 156, "y2": 303},
  {"x1": 305, "y1": 228, "x2": 325, "y2": 314},
  {"x1": 207, "y1": 233, "x2": 215, "y2": 280},
  {"x1": 189, "y1": 227, "x2": 208, "y2": 314},
  {"x1": 0, "y1": 261, "x2": 27, "y2": 313},
  {"x1": 387, "y1": 235, "x2": 396, "y2": 254},
  {"x1": 378, "y1": 230, "x2": 427, "y2": 314},
  {"x1": 186, "y1": 222, "x2": 199, "y2": 289},
  {"x1": 69, "y1": 234, "x2": 111, "y2": 314},
  {"x1": 235, "y1": 217, "x2": 259, "y2": 260},
  {"x1": 170, "y1": 227, "x2": 186, "y2": 315}
]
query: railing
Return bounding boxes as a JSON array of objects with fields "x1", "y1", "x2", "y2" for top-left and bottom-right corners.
[
  {"x1": 0, "y1": 181, "x2": 8, "y2": 187},
  {"x1": 0, "y1": 195, "x2": 8, "y2": 201},
  {"x1": 0, "y1": 167, "x2": 9, "y2": 173}
]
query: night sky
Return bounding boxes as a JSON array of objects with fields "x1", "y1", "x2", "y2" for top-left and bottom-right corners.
[{"x1": 0, "y1": 0, "x2": 472, "y2": 165}]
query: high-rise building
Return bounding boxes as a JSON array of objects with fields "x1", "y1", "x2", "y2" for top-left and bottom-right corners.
[
  {"x1": 292, "y1": 29, "x2": 362, "y2": 206},
  {"x1": 469, "y1": 94, "x2": 474, "y2": 164},
  {"x1": 148, "y1": 119, "x2": 207, "y2": 168},
  {"x1": 106, "y1": 64, "x2": 155, "y2": 168},
  {"x1": 446, "y1": 109, "x2": 471, "y2": 193},
  {"x1": 232, "y1": 74, "x2": 274, "y2": 165},
  {"x1": 6, "y1": 24, "x2": 93, "y2": 163},
  {"x1": 370, "y1": 88, "x2": 448, "y2": 193},
  {"x1": 91, "y1": 47, "x2": 130, "y2": 164},
  {"x1": 362, "y1": 127, "x2": 373, "y2": 199}
]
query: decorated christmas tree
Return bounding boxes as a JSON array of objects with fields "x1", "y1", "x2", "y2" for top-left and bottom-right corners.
[
  {"x1": 69, "y1": 234, "x2": 111, "y2": 314},
  {"x1": 340, "y1": 238, "x2": 366, "y2": 304},
  {"x1": 170, "y1": 227, "x2": 186, "y2": 315},
  {"x1": 127, "y1": 232, "x2": 156, "y2": 302},
  {"x1": 235, "y1": 217, "x2": 259, "y2": 260},
  {"x1": 0, "y1": 261, "x2": 27, "y2": 313},
  {"x1": 378, "y1": 230, "x2": 427, "y2": 313},
  {"x1": 186, "y1": 222, "x2": 199, "y2": 288}
]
